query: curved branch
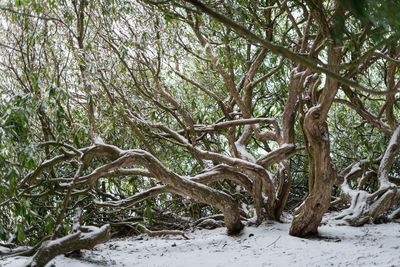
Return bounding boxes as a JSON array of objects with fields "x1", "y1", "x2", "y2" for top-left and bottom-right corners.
[
  {"x1": 378, "y1": 126, "x2": 400, "y2": 185},
  {"x1": 183, "y1": 0, "x2": 398, "y2": 96},
  {"x1": 256, "y1": 144, "x2": 297, "y2": 168},
  {"x1": 94, "y1": 185, "x2": 170, "y2": 209}
]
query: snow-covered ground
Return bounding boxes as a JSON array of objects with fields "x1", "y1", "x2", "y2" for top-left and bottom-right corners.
[{"x1": 2, "y1": 214, "x2": 399, "y2": 267}]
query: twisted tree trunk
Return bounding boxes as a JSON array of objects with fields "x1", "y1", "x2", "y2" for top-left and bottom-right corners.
[
  {"x1": 290, "y1": 44, "x2": 341, "y2": 237},
  {"x1": 289, "y1": 107, "x2": 335, "y2": 236}
]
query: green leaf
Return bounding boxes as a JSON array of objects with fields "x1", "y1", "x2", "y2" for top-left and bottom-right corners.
[
  {"x1": 17, "y1": 225, "x2": 25, "y2": 243},
  {"x1": 144, "y1": 206, "x2": 153, "y2": 219}
]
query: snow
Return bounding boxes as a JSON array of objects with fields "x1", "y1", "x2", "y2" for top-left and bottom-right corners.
[
  {"x1": 45, "y1": 231, "x2": 81, "y2": 248},
  {"x1": 235, "y1": 143, "x2": 256, "y2": 163},
  {"x1": 1, "y1": 214, "x2": 399, "y2": 267},
  {"x1": 303, "y1": 73, "x2": 319, "y2": 88},
  {"x1": 94, "y1": 134, "x2": 105, "y2": 145},
  {"x1": 0, "y1": 246, "x2": 11, "y2": 254},
  {"x1": 306, "y1": 104, "x2": 321, "y2": 114}
]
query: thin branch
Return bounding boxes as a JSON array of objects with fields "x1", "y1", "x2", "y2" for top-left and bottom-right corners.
[{"x1": 183, "y1": 0, "x2": 398, "y2": 96}]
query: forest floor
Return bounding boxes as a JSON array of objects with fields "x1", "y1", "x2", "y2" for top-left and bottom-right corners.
[{"x1": 1, "y1": 212, "x2": 400, "y2": 267}]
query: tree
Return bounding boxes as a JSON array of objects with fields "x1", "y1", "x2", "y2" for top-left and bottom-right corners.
[
  {"x1": 0, "y1": 0, "x2": 399, "y2": 258},
  {"x1": 177, "y1": 0, "x2": 400, "y2": 236}
]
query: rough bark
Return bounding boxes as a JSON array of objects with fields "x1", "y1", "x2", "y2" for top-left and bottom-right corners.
[
  {"x1": 290, "y1": 42, "x2": 341, "y2": 237},
  {"x1": 290, "y1": 106, "x2": 335, "y2": 236},
  {"x1": 275, "y1": 161, "x2": 292, "y2": 219},
  {"x1": 88, "y1": 145, "x2": 244, "y2": 235},
  {"x1": 26, "y1": 224, "x2": 111, "y2": 267},
  {"x1": 336, "y1": 126, "x2": 400, "y2": 225}
]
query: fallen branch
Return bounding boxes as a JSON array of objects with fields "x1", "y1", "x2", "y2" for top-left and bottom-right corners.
[
  {"x1": 266, "y1": 236, "x2": 281, "y2": 248},
  {"x1": 196, "y1": 219, "x2": 225, "y2": 230},
  {"x1": 121, "y1": 222, "x2": 189, "y2": 239},
  {"x1": 25, "y1": 224, "x2": 111, "y2": 267},
  {"x1": 137, "y1": 224, "x2": 189, "y2": 240},
  {"x1": 193, "y1": 214, "x2": 225, "y2": 225}
]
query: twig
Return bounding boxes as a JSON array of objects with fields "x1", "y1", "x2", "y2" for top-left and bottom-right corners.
[
  {"x1": 121, "y1": 222, "x2": 189, "y2": 240},
  {"x1": 266, "y1": 236, "x2": 281, "y2": 248}
]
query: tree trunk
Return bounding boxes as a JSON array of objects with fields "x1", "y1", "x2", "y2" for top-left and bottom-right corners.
[
  {"x1": 290, "y1": 42, "x2": 341, "y2": 237},
  {"x1": 290, "y1": 106, "x2": 335, "y2": 236}
]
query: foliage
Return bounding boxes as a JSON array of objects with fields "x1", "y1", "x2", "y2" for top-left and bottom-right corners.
[{"x1": 0, "y1": 0, "x2": 399, "y2": 244}]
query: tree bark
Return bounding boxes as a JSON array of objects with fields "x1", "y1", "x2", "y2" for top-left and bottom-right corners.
[
  {"x1": 92, "y1": 145, "x2": 244, "y2": 235},
  {"x1": 26, "y1": 224, "x2": 111, "y2": 267},
  {"x1": 290, "y1": 42, "x2": 341, "y2": 237},
  {"x1": 336, "y1": 126, "x2": 400, "y2": 225},
  {"x1": 290, "y1": 106, "x2": 335, "y2": 236}
]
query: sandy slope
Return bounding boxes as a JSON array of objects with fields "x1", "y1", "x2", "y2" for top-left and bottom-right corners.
[{"x1": 2, "y1": 214, "x2": 399, "y2": 267}]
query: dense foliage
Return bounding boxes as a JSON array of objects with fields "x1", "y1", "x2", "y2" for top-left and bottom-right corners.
[{"x1": 0, "y1": 0, "x2": 399, "y2": 249}]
